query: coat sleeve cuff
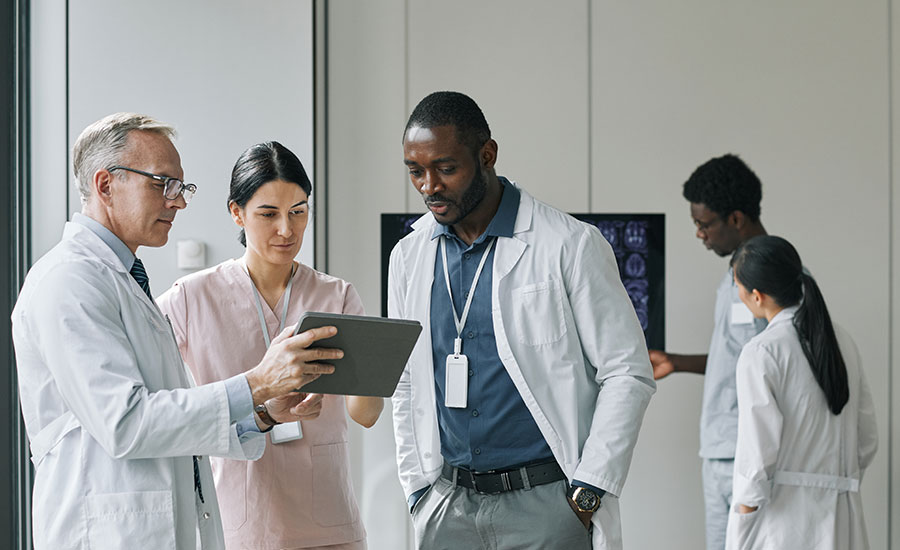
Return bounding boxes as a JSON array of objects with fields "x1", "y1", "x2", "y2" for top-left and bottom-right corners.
[
  {"x1": 732, "y1": 469, "x2": 771, "y2": 508},
  {"x1": 571, "y1": 479, "x2": 606, "y2": 500},
  {"x1": 223, "y1": 374, "x2": 254, "y2": 423}
]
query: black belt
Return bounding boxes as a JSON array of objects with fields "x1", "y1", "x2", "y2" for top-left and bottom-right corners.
[{"x1": 441, "y1": 461, "x2": 566, "y2": 495}]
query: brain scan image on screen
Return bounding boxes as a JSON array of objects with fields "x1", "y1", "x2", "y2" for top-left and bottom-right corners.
[
  {"x1": 624, "y1": 220, "x2": 648, "y2": 251},
  {"x1": 583, "y1": 219, "x2": 652, "y2": 326},
  {"x1": 624, "y1": 279, "x2": 650, "y2": 330},
  {"x1": 573, "y1": 214, "x2": 664, "y2": 347},
  {"x1": 382, "y1": 212, "x2": 665, "y2": 348},
  {"x1": 625, "y1": 253, "x2": 647, "y2": 279},
  {"x1": 595, "y1": 221, "x2": 623, "y2": 249}
]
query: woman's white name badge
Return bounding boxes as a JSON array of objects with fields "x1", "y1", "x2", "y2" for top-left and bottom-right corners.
[
  {"x1": 270, "y1": 421, "x2": 303, "y2": 444},
  {"x1": 445, "y1": 338, "x2": 468, "y2": 408}
]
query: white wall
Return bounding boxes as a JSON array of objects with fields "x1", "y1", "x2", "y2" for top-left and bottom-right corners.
[
  {"x1": 29, "y1": 0, "x2": 67, "y2": 259},
  {"x1": 594, "y1": 3, "x2": 890, "y2": 549},
  {"x1": 32, "y1": 0, "x2": 316, "y2": 291},
  {"x1": 326, "y1": 3, "x2": 411, "y2": 547},
  {"x1": 327, "y1": 1, "x2": 895, "y2": 549}
]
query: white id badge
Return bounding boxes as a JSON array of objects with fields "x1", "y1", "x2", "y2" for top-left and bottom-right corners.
[
  {"x1": 270, "y1": 421, "x2": 303, "y2": 444},
  {"x1": 445, "y1": 354, "x2": 469, "y2": 408},
  {"x1": 730, "y1": 302, "x2": 754, "y2": 325}
]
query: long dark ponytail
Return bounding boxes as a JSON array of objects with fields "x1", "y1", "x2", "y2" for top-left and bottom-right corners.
[{"x1": 731, "y1": 236, "x2": 849, "y2": 414}]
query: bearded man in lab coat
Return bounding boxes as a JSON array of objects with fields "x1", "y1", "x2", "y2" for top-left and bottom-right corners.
[
  {"x1": 12, "y1": 113, "x2": 341, "y2": 549},
  {"x1": 389, "y1": 91, "x2": 656, "y2": 550}
]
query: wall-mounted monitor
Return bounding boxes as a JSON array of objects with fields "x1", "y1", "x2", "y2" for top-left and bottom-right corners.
[{"x1": 381, "y1": 213, "x2": 664, "y2": 349}]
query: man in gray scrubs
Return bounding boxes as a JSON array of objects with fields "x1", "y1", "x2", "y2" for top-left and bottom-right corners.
[{"x1": 649, "y1": 154, "x2": 767, "y2": 550}]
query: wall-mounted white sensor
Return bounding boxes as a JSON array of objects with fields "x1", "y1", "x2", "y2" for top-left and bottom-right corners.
[{"x1": 177, "y1": 239, "x2": 206, "y2": 270}]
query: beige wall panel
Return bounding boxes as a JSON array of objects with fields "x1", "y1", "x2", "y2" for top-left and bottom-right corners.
[
  {"x1": 592, "y1": 2, "x2": 890, "y2": 548},
  {"x1": 326, "y1": 2, "x2": 412, "y2": 549},
  {"x1": 405, "y1": 0, "x2": 590, "y2": 213}
]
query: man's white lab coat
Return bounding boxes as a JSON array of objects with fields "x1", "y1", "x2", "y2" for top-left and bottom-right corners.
[
  {"x1": 12, "y1": 222, "x2": 265, "y2": 549},
  {"x1": 388, "y1": 185, "x2": 656, "y2": 549},
  {"x1": 725, "y1": 307, "x2": 878, "y2": 550}
]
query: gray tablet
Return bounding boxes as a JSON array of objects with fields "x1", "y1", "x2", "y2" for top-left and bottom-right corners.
[{"x1": 291, "y1": 311, "x2": 422, "y2": 397}]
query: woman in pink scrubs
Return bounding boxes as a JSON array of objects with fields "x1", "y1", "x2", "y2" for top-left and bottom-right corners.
[{"x1": 158, "y1": 141, "x2": 383, "y2": 550}]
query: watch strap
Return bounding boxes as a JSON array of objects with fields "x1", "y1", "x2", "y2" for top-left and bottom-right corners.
[{"x1": 254, "y1": 402, "x2": 279, "y2": 431}]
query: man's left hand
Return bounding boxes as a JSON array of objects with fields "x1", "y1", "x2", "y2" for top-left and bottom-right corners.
[
  {"x1": 566, "y1": 498, "x2": 593, "y2": 529},
  {"x1": 266, "y1": 392, "x2": 324, "y2": 424}
]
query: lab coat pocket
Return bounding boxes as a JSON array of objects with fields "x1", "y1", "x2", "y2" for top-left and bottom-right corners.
[
  {"x1": 780, "y1": 487, "x2": 837, "y2": 547},
  {"x1": 85, "y1": 490, "x2": 176, "y2": 549},
  {"x1": 725, "y1": 507, "x2": 762, "y2": 550},
  {"x1": 511, "y1": 280, "x2": 567, "y2": 346},
  {"x1": 312, "y1": 441, "x2": 359, "y2": 527}
]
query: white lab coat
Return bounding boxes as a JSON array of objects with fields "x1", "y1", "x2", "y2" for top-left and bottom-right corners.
[
  {"x1": 725, "y1": 307, "x2": 878, "y2": 550},
  {"x1": 388, "y1": 185, "x2": 656, "y2": 549},
  {"x1": 11, "y1": 222, "x2": 265, "y2": 550}
]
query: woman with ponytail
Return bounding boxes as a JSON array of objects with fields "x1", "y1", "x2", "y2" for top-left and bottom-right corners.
[
  {"x1": 158, "y1": 142, "x2": 381, "y2": 550},
  {"x1": 724, "y1": 235, "x2": 877, "y2": 550}
]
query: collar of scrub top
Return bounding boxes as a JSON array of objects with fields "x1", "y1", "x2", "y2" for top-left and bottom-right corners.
[
  {"x1": 243, "y1": 259, "x2": 297, "y2": 349},
  {"x1": 429, "y1": 176, "x2": 520, "y2": 243},
  {"x1": 72, "y1": 212, "x2": 137, "y2": 272}
]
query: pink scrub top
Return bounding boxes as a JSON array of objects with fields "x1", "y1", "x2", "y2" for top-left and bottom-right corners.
[{"x1": 157, "y1": 259, "x2": 366, "y2": 549}]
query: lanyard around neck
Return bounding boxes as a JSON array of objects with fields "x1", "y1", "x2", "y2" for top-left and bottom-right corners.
[
  {"x1": 440, "y1": 235, "x2": 495, "y2": 356},
  {"x1": 250, "y1": 264, "x2": 296, "y2": 349}
]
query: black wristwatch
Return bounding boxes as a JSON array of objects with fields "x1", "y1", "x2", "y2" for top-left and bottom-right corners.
[{"x1": 567, "y1": 485, "x2": 602, "y2": 513}]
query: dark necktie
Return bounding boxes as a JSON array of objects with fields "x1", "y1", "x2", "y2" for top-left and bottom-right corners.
[
  {"x1": 129, "y1": 257, "x2": 204, "y2": 503},
  {"x1": 129, "y1": 257, "x2": 152, "y2": 299}
]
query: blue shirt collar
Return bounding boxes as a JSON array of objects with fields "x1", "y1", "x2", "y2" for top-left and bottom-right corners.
[
  {"x1": 72, "y1": 212, "x2": 136, "y2": 271},
  {"x1": 431, "y1": 177, "x2": 520, "y2": 243}
]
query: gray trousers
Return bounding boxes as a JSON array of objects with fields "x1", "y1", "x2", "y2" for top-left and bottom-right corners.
[
  {"x1": 411, "y1": 476, "x2": 592, "y2": 550},
  {"x1": 701, "y1": 458, "x2": 734, "y2": 550}
]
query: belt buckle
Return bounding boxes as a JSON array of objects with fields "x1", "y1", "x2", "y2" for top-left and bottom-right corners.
[
  {"x1": 471, "y1": 471, "x2": 499, "y2": 495},
  {"x1": 472, "y1": 470, "x2": 512, "y2": 495}
]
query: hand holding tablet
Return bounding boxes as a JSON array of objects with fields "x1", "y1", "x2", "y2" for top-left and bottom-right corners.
[
  {"x1": 291, "y1": 312, "x2": 422, "y2": 397},
  {"x1": 245, "y1": 324, "x2": 342, "y2": 403}
]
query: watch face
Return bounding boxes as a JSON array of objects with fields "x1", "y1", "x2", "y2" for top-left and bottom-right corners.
[{"x1": 575, "y1": 488, "x2": 599, "y2": 512}]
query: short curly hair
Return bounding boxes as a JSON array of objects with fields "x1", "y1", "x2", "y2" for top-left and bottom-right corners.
[
  {"x1": 682, "y1": 154, "x2": 762, "y2": 221},
  {"x1": 404, "y1": 91, "x2": 491, "y2": 155}
]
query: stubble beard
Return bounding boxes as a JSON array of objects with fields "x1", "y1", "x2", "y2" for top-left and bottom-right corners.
[{"x1": 427, "y1": 165, "x2": 487, "y2": 227}]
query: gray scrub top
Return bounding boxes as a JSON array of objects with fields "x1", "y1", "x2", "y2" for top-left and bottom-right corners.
[{"x1": 700, "y1": 267, "x2": 767, "y2": 459}]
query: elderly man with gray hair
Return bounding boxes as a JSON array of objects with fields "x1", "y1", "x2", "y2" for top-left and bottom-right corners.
[{"x1": 12, "y1": 113, "x2": 342, "y2": 549}]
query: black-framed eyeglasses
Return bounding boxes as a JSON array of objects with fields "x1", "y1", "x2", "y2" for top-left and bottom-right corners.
[{"x1": 108, "y1": 165, "x2": 198, "y2": 203}]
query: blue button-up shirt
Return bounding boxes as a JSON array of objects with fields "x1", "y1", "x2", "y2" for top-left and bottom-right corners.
[{"x1": 429, "y1": 179, "x2": 553, "y2": 471}]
